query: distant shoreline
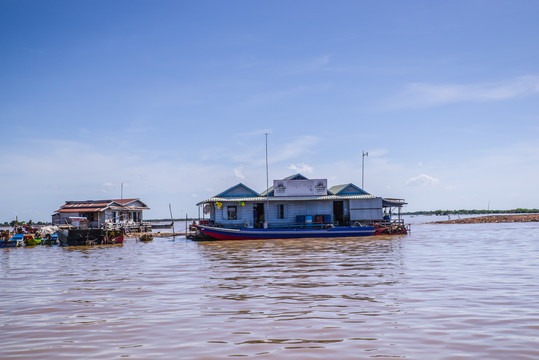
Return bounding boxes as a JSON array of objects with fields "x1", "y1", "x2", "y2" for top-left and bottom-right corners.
[
  {"x1": 404, "y1": 209, "x2": 539, "y2": 216},
  {"x1": 431, "y1": 214, "x2": 539, "y2": 224}
]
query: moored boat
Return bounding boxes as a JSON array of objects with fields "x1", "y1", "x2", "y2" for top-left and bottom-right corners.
[
  {"x1": 1, "y1": 233, "x2": 25, "y2": 248},
  {"x1": 151, "y1": 222, "x2": 174, "y2": 229},
  {"x1": 41, "y1": 233, "x2": 59, "y2": 245},
  {"x1": 192, "y1": 224, "x2": 374, "y2": 241},
  {"x1": 23, "y1": 234, "x2": 42, "y2": 246}
]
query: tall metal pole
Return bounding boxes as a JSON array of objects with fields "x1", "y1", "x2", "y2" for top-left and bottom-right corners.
[
  {"x1": 264, "y1": 133, "x2": 270, "y2": 228},
  {"x1": 362, "y1": 151, "x2": 368, "y2": 189}
]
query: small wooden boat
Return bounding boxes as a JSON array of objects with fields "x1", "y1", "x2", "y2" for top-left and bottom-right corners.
[
  {"x1": 151, "y1": 222, "x2": 174, "y2": 229},
  {"x1": 373, "y1": 223, "x2": 409, "y2": 235},
  {"x1": 192, "y1": 224, "x2": 374, "y2": 241},
  {"x1": 23, "y1": 234, "x2": 41, "y2": 246},
  {"x1": 0, "y1": 234, "x2": 25, "y2": 248},
  {"x1": 41, "y1": 233, "x2": 59, "y2": 245},
  {"x1": 139, "y1": 233, "x2": 153, "y2": 241}
]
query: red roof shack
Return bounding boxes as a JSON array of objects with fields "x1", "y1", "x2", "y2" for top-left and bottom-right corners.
[{"x1": 52, "y1": 198, "x2": 149, "y2": 228}]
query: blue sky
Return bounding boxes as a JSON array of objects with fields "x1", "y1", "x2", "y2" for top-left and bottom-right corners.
[{"x1": 1, "y1": 0, "x2": 538, "y2": 222}]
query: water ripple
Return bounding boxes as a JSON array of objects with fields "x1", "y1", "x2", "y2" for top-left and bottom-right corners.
[{"x1": 1, "y1": 224, "x2": 539, "y2": 359}]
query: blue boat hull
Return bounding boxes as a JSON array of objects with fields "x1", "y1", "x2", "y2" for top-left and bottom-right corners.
[
  {"x1": 1, "y1": 234, "x2": 24, "y2": 247},
  {"x1": 193, "y1": 225, "x2": 374, "y2": 241}
]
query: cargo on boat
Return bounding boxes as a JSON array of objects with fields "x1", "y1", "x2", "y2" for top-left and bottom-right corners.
[{"x1": 189, "y1": 173, "x2": 408, "y2": 241}]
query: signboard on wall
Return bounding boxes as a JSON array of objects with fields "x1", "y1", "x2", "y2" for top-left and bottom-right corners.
[{"x1": 273, "y1": 179, "x2": 328, "y2": 196}]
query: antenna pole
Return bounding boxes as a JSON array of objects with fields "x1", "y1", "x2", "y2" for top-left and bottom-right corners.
[
  {"x1": 265, "y1": 133, "x2": 269, "y2": 229},
  {"x1": 362, "y1": 151, "x2": 368, "y2": 189}
]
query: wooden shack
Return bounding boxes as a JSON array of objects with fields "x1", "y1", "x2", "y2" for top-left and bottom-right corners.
[{"x1": 52, "y1": 198, "x2": 149, "y2": 228}]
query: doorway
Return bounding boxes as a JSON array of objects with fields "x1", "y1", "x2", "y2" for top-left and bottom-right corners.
[
  {"x1": 253, "y1": 203, "x2": 265, "y2": 228},
  {"x1": 333, "y1": 201, "x2": 344, "y2": 225}
]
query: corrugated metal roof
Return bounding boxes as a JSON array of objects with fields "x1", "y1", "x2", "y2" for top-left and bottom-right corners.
[
  {"x1": 62, "y1": 203, "x2": 110, "y2": 208},
  {"x1": 109, "y1": 206, "x2": 149, "y2": 210},
  {"x1": 197, "y1": 194, "x2": 377, "y2": 206},
  {"x1": 55, "y1": 198, "x2": 149, "y2": 213},
  {"x1": 57, "y1": 208, "x2": 107, "y2": 213},
  {"x1": 112, "y1": 198, "x2": 141, "y2": 205},
  {"x1": 382, "y1": 198, "x2": 407, "y2": 206}
]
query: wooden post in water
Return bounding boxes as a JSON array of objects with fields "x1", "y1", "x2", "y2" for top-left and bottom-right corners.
[{"x1": 169, "y1": 204, "x2": 175, "y2": 238}]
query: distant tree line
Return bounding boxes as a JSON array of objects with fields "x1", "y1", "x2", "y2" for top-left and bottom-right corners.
[
  {"x1": 403, "y1": 209, "x2": 539, "y2": 216},
  {"x1": 2, "y1": 220, "x2": 52, "y2": 226},
  {"x1": 146, "y1": 218, "x2": 196, "y2": 222}
]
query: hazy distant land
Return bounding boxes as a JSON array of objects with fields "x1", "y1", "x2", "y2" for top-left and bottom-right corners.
[{"x1": 431, "y1": 214, "x2": 539, "y2": 224}]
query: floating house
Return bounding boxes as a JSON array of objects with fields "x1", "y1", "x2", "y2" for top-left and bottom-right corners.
[
  {"x1": 196, "y1": 174, "x2": 406, "y2": 228},
  {"x1": 52, "y1": 198, "x2": 149, "y2": 228}
]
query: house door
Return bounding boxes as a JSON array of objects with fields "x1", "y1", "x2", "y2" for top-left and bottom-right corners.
[
  {"x1": 333, "y1": 201, "x2": 344, "y2": 225},
  {"x1": 253, "y1": 203, "x2": 265, "y2": 228}
]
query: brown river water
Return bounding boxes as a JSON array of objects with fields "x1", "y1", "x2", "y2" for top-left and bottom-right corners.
[{"x1": 1, "y1": 218, "x2": 539, "y2": 359}]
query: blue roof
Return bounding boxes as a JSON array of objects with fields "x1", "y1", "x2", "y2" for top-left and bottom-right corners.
[
  {"x1": 328, "y1": 183, "x2": 369, "y2": 195},
  {"x1": 284, "y1": 173, "x2": 308, "y2": 180},
  {"x1": 215, "y1": 183, "x2": 260, "y2": 198},
  {"x1": 261, "y1": 173, "x2": 309, "y2": 196}
]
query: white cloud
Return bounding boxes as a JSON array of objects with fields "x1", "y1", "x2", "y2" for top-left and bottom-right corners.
[
  {"x1": 100, "y1": 182, "x2": 115, "y2": 193},
  {"x1": 405, "y1": 174, "x2": 440, "y2": 187},
  {"x1": 272, "y1": 135, "x2": 319, "y2": 163},
  {"x1": 288, "y1": 162, "x2": 314, "y2": 174},
  {"x1": 235, "y1": 128, "x2": 272, "y2": 137},
  {"x1": 303, "y1": 55, "x2": 331, "y2": 71},
  {"x1": 234, "y1": 165, "x2": 246, "y2": 179},
  {"x1": 286, "y1": 55, "x2": 331, "y2": 74},
  {"x1": 364, "y1": 149, "x2": 389, "y2": 157},
  {"x1": 388, "y1": 75, "x2": 539, "y2": 108}
]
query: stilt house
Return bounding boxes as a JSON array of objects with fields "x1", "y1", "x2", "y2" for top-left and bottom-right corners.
[{"x1": 52, "y1": 198, "x2": 149, "y2": 228}]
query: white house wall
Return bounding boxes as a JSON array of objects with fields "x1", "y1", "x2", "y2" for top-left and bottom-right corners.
[
  {"x1": 268, "y1": 201, "x2": 333, "y2": 224},
  {"x1": 210, "y1": 197, "x2": 385, "y2": 226},
  {"x1": 349, "y1": 198, "x2": 383, "y2": 221},
  {"x1": 62, "y1": 213, "x2": 77, "y2": 224},
  {"x1": 127, "y1": 200, "x2": 146, "y2": 208},
  {"x1": 214, "y1": 202, "x2": 251, "y2": 226},
  {"x1": 214, "y1": 200, "x2": 335, "y2": 226}
]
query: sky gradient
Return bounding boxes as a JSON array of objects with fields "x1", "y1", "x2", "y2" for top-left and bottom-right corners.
[{"x1": 1, "y1": 0, "x2": 538, "y2": 222}]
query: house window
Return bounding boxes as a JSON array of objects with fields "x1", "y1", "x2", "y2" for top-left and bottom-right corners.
[
  {"x1": 228, "y1": 206, "x2": 237, "y2": 220},
  {"x1": 278, "y1": 204, "x2": 285, "y2": 219}
]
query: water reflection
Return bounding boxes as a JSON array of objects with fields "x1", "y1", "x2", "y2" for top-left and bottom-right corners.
[{"x1": 190, "y1": 237, "x2": 408, "y2": 356}]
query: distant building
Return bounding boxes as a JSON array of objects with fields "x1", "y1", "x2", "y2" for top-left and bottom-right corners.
[
  {"x1": 196, "y1": 174, "x2": 406, "y2": 228},
  {"x1": 52, "y1": 198, "x2": 149, "y2": 228}
]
